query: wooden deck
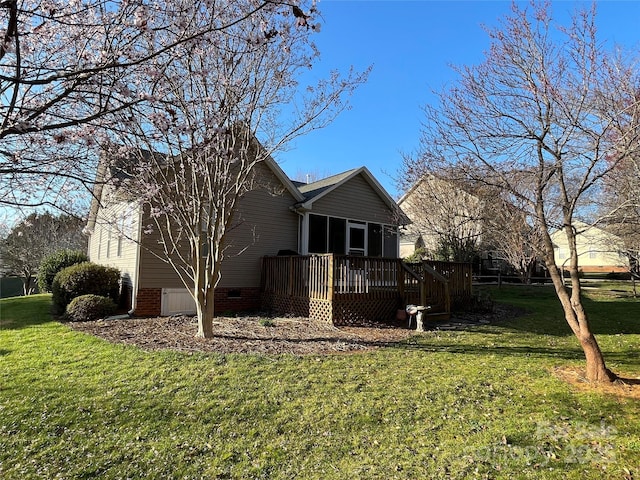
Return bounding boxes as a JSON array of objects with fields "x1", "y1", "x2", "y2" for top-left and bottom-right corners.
[{"x1": 261, "y1": 255, "x2": 473, "y2": 326}]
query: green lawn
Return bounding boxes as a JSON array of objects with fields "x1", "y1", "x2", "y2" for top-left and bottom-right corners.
[{"x1": 1, "y1": 288, "x2": 639, "y2": 479}]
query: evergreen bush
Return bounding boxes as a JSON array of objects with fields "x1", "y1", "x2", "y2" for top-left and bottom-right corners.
[
  {"x1": 51, "y1": 262, "x2": 120, "y2": 315},
  {"x1": 66, "y1": 294, "x2": 117, "y2": 322},
  {"x1": 37, "y1": 250, "x2": 88, "y2": 292}
]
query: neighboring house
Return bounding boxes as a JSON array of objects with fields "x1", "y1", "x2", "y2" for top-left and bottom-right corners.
[
  {"x1": 86, "y1": 157, "x2": 407, "y2": 317},
  {"x1": 398, "y1": 174, "x2": 484, "y2": 260},
  {"x1": 551, "y1": 221, "x2": 629, "y2": 274},
  {"x1": 399, "y1": 233, "x2": 425, "y2": 259}
]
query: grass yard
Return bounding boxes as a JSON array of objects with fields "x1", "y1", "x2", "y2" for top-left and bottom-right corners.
[{"x1": 1, "y1": 286, "x2": 639, "y2": 479}]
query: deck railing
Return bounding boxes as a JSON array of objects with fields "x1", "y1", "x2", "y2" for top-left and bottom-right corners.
[
  {"x1": 333, "y1": 256, "x2": 402, "y2": 297},
  {"x1": 261, "y1": 255, "x2": 473, "y2": 323},
  {"x1": 405, "y1": 261, "x2": 473, "y2": 309},
  {"x1": 261, "y1": 255, "x2": 404, "y2": 300},
  {"x1": 262, "y1": 255, "x2": 471, "y2": 302}
]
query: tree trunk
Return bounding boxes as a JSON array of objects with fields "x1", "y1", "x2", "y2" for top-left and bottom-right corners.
[
  {"x1": 547, "y1": 264, "x2": 616, "y2": 383},
  {"x1": 579, "y1": 331, "x2": 616, "y2": 382},
  {"x1": 21, "y1": 276, "x2": 34, "y2": 296},
  {"x1": 196, "y1": 287, "x2": 215, "y2": 338},
  {"x1": 562, "y1": 294, "x2": 615, "y2": 383}
]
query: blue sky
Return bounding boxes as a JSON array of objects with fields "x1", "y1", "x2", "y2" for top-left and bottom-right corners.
[{"x1": 276, "y1": 0, "x2": 640, "y2": 198}]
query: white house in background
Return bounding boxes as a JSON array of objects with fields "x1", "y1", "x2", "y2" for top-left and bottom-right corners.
[
  {"x1": 398, "y1": 174, "x2": 484, "y2": 258},
  {"x1": 551, "y1": 221, "x2": 629, "y2": 273}
]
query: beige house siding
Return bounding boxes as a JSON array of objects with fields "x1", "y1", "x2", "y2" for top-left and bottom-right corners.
[
  {"x1": 137, "y1": 162, "x2": 299, "y2": 290},
  {"x1": 551, "y1": 223, "x2": 629, "y2": 272},
  {"x1": 310, "y1": 175, "x2": 396, "y2": 224},
  {"x1": 398, "y1": 175, "x2": 483, "y2": 256},
  {"x1": 136, "y1": 221, "x2": 185, "y2": 290},
  {"x1": 218, "y1": 186, "x2": 298, "y2": 287},
  {"x1": 88, "y1": 199, "x2": 141, "y2": 286}
]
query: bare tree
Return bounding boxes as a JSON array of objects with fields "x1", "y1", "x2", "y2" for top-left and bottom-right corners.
[
  {"x1": 0, "y1": 0, "x2": 303, "y2": 213},
  {"x1": 1, "y1": 212, "x2": 85, "y2": 295},
  {"x1": 600, "y1": 142, "x2": 640, "y2": 285},
  {"x1": 98, "y1": 1, "x2": 367, "y2": 338},
  {"x1": 402, "y1": 2, "x2": 640, "y2": 382},
  {"x1": 481, "y1": 188, "x2": 544, "y2": 283}
]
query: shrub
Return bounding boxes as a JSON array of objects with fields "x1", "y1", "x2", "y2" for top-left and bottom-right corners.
[
  {"x1": 66, "y1": 294, "x2": 117, "y2": 322},
  {"x1": 469, "y1": 290, "x2": 494, "y2": 313},
  {"x1": 52, "y1": 262, "x2": 120, "y2": 315},
  {"x1": 37, "y1": 250, "x2": 88, "y2": 293},
  {"x1": 403, "y1": 247, "x2": 428, "y2": 264}
]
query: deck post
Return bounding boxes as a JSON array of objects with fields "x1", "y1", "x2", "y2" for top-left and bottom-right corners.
[
  {"x1": 397, "y1": 259, "x2": 405, "y2": 302},
  {"x1": 287, "y1": 256, "x2": 293, "y2": 296},
  {"x1": 327, "y1": 254, "x2": 335, "y2": 301}
]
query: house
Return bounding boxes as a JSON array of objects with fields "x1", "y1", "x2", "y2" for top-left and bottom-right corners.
[
  {"x1": 85, "y1": 154, "x2": 407, "y2": 318},
  {"x1": 398, "y1": 174, "x2": 484, "y2": 261},
  {"x1": 293, "y1": 168, "x2": 406, "y2": 257},
  {"x1": 551, "y1": 221, "x2": 629, "y2": 274},
  {"x1": 399, "y1": 233, "x2": 425, "y2": 259}
]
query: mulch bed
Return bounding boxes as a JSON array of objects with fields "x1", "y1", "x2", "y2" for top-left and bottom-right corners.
[
  {"x1": 553, "y1": 366, "x2": 640, "y2": 400},
  {"x1": 67, "y1": 315, "x2": 416, "y2": 355},
  {"x1": 66, "y1": 307, "x2": 518, "y2": 356}
]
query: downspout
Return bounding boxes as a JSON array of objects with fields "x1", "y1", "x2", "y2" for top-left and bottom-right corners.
[
  {"x1": 128, "y1": 204, "x2": 144, "y2": 316},
  {"x1": 290, "y1": 205, "x2": 307, "y2": 255}
]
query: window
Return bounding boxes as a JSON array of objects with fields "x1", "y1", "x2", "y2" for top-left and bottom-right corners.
[
  {"x1": 306, "y1": 214, "x2": 398, "y2": 257},
  {"x1": 328, "y1": 217, "x2": 346, "y2": 254},
  {"x1": 368, "y1": 223, "x2": 382, "y2": 257},
  {"x1": 308, "y1": 214, "x2": 328, "y2": 253},
  {"x1": 589, "y1": 246, "x2": 597, "y2": 259},
  {"x1": 558, "y1": 248, "x2": 566, "y2": 259},
  {"x1": 383, "y1": 226, "x2": 398, "y2": 257},
  {"x1": 117, "y1": 214, "x2": 125, "y2": 257},
  {"x1": 347, "y1": 221, "x2": 366, "y2": 256},
  {"x1": 106, "y1": 230, "x2": 111, "y2": 258}
]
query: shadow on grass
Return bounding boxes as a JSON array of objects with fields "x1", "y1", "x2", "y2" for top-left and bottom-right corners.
[
  {"x1": 617, "y1": 377, "x2": 640, "y2": 386},
  {"x1": 397, "y1": 340, "x2": 586, "y2": 361},
  {"x1": 0, "y1": 294, "x2": 53, "y2": 331},
  {"x1": 486, "y1": 295, "x2": 640, "y2": 337},
  {"x1": 582, "y1": 296, "x2": 640, "y2": 335},
  {"x1": 480, "y1": 284, "x2": 638, "y2": 334},
  {"x1": 390, "y1": 330, "x2": 640, "y2": 370}
]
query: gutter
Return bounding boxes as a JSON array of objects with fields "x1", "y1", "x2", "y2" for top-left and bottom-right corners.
[{"x1": 289, "y1": 205, "x2": 306, "y2": 255}]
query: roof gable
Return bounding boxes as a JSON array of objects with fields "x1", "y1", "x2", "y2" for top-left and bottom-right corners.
[
  {"x1": 398, "y1": 174, "x2": 481, "y2": 207},
  {"x1": 295, "y1": 167, "x2": 405, "y2": 220},
  {"x1": 263, "y1": 156, "x2": 305, "y2": 203}
]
